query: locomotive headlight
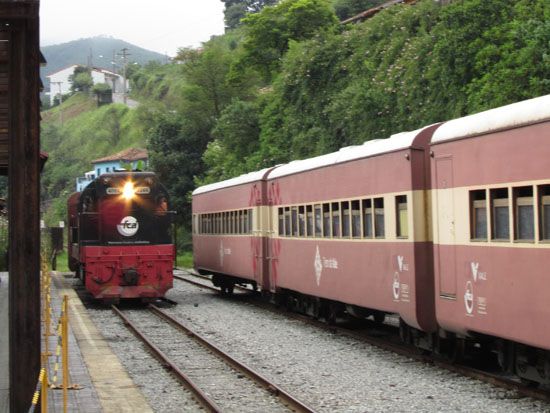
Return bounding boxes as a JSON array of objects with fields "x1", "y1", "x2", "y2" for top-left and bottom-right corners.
[{"x1": 122, "y1": 181, "x2": 136, "y2": 200}]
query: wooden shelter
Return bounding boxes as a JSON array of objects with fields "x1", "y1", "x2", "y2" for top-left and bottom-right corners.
[{"x1": 0, "y1": 0, "x2": 42, "y2": 411}]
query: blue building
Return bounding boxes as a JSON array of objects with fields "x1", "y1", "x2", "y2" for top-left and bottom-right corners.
[{"x1": 75, "y1": 147, "x2": 148, "y2": 192}]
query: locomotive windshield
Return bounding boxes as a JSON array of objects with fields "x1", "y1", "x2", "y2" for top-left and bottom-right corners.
[{"x1": 77, "y1": 172, "x2": 174, "y2": 246}]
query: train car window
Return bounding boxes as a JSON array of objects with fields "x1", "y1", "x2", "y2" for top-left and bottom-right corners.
[
  {"x1": 374, "y1": 198, "x2": 385, "y2": 238},
  {"x1": 278, "y1": 208, "x2": 284, "y2": 236},
  {"x1": 342, "y1": 201, "x2": 350, "y2": 237},
  {"x1": 243, "y1": 210, "x2": 248, "y2": 234},
  {"x1": 514, "y1": 187, "x2": 534, "y2": 241},
  {"x1": 218, "y1": 213, "x2": 222, "y2": 234},
  {"x1": 238, "y1": 210, "x2": 243, "y2": 234},
  {"x1": 396, "y1": 195, "x2": 408, "y2": 238},
  {"x1": 491, "y1": 188, "x2": 510, "y2": 240},
  {"x1": 314, "y1": 205, "x2": 322, "y2": 237},
  {"x1": 248, "y1": 209, "x2": 253, "y2": 234},
  {"x1": 470, "y1": 190, "x2": 487, "y2": 240},
  {"x1": 298, "y1": 206, "x2": 305, "y2": 237},
  {"x1": 351, "y1": 200, "x2": 361, "y2": 238},
  {"x1": 306, "y1": 205, "x2": 314, "y2": 237},
  {"x1": 331, "y1": 202, "x2": 340, "y2": 237},
  {"x1": 291, "y1": 206, "x2": 298, "y2": 237},
  {"x1": 362, "y1": 199, "x2": 373, "y2": 238},
  {"x1": 228, "y1": 211, "x2": 233, "y2": 234},
  {"x1": 284, "y1": 207, "x2": 291, "y2": 236},
  {"x1": 539, "y1": 185, "x2": 550, "y2": 240},
  {"x1": 323, "y1": 204, "x2": 331, "y2": 238}
]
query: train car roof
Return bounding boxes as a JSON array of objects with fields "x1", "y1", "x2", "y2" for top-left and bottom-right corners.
[
  {"x1": 268, "y1": 125, "x2": 430, "y2": 180},
  {"x1": 432, "y1": 94, "x2": 550, "y2": 144},
  {"x1": 192, "y1": 167, "x2": 273, "y2": 195}
]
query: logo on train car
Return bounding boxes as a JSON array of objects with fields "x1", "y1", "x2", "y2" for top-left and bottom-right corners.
[
  {"x1": 117, "y1": 216, "x2": 139, "y2": 237},
  {"x1": 313, "y1": 245, "x2": 338, "y2": 286},
  {"x1": 464, "y1": 281, "x2": 474, "y2": 315},
  {"x1": 393, "y1": 272, "x2": 400, "y2": 300},
  {"x1": 314, "y1": 246, "x2": 323, "y2": 286}
]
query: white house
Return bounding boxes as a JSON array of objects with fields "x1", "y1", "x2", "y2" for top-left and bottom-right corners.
[{"x1": 46, "y1": 65, "x2": 128, "y2": 105}]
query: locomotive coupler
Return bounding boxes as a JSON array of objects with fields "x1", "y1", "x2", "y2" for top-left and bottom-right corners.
[{"x1": 122, "y1": 268, "x2": 139, "y2": 286}]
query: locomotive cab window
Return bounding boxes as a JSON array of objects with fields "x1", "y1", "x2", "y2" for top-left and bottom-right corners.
[
  {"x1": 514, "y1": 186, "x2": 534, "y2": 241},
  {"x1": 539, "y1": 185, "x2": 550, "y2": 240},
  {"x1": 491, "y1": 188, "x2": 510, "y2": 241},
  {"x1": 470, "y1": 190, "x2": 487, "y2": 240},
  {"x1": 396, "y1": 195, "x2": 408, "y2": 238}
]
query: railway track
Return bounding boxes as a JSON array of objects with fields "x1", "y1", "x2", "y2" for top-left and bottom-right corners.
[
  {"x1": 112, "y1": 302, "x2": 318, "y2": 413},
  {"x1": 173, "y1": 270, "x2": 550, "y2": 403}
]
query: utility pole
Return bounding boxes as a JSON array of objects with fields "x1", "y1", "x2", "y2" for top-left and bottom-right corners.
[{"x1": 117, "y1": 47, "x2": 131, "y2": 105}]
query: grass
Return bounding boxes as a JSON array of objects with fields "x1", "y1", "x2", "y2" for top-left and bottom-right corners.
[
  {"x1": 51, "y1": 250, "x2": 70, "y2": 272},
  {"x1": 176, "y1": 251, "x2": 194, "y2": 269}
]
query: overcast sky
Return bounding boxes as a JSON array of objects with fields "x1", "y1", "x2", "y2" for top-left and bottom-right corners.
[{"x1": 40, "y1": 0, "x2": 226, "y2": 56}]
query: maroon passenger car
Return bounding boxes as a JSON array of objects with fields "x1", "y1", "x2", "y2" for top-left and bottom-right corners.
[
  {"x1": 266, "y1": 126, "x2": 441, "y2": 331},
  {"x1": 430, "y1": 94, "x2": 550, "y2": 384},
  {"x1": 192, "y1": 168, "x2": 275, "y2": 293}
]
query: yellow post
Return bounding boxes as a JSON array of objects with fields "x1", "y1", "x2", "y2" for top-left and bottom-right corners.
[
  {"x1": 41, "y1": 361, "x2": 48, "y2": 413},
  {"x1": 62, "y1": 294, "x2": 68, "y2": 413}
]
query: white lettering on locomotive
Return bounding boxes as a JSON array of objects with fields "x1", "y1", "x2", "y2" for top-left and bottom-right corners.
[{"x1": 117, "y1": 216, "x2": 139, "y2": 237}]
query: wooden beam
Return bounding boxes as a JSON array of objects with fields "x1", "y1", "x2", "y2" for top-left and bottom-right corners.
[{"x1": 7, "y1": 16, "x2": 41, "y2": 412}]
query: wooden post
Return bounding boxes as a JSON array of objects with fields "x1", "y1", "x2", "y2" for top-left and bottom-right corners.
[{"x1": 6, "y1": 5, "x2": 42, "y2": 411}]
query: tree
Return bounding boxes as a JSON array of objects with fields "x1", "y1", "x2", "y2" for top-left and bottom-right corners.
[
  {"x1": 69, "y1": 66, "x2": 93, "y2": 93},
  {"x1": 331, "y1": 0, "x2": 385, "y2": 20},
  {"x1": 221, "y1": 0, "x2": 279, "y2": 29},
  {"x1": 240, "y1": 0, "x2": 339, "y2": 81}
]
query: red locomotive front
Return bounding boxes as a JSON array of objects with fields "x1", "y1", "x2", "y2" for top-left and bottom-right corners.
[{"x1": 68, "y1": 172, "x2": 175, "y2": 301}]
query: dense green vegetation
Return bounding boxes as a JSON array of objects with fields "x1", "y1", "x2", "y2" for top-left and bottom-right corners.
[{"x1": 40, "y1": 0, "x2": 550, "y2": 253}]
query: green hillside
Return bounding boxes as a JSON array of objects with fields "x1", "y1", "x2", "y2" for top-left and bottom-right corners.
[{"x1": 40, "y1": 0, "x2": 550, "y2": 250}]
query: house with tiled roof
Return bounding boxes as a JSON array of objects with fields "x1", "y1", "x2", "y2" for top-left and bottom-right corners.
[{"x1": 75, "y1": 148, "x2": 148, "y2": 191}]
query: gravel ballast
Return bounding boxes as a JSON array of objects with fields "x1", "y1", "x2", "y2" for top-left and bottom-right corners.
[{"x1": 85, "y1": 273, "x2": 550, "y2": 412}]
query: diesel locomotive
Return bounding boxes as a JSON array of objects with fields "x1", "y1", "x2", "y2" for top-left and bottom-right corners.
[{"x1": 68, "y1": 171, "x2": 175, "y2": 302}]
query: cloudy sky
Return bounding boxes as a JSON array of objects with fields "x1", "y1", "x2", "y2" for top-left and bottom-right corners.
[{"x1": 40, "y1": 0, "x2": 226, "y2": 56}]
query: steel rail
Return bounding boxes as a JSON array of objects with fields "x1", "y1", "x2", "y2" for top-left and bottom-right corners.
[
  {"x1": 148, "y1": 304, "x2": 318, "y2": 413},
  {"x1": 111, "y1": 305, "x2": 223, "y2": 413},
  {"x1": 175, "y1": 272, "x2": 550, "y2": 403}
]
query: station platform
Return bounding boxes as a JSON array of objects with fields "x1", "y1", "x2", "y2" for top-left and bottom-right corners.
[
  {"x1": 0, "y1": 271, "x2": 154, "y2": 412},
  {"x1": 0, "y1": 273, "x2": 9, "y2": 412}
]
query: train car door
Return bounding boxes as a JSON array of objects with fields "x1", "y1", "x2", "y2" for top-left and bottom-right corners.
[{"x1": 435, "y1": 156, "x2": 457, "y2": 297}]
